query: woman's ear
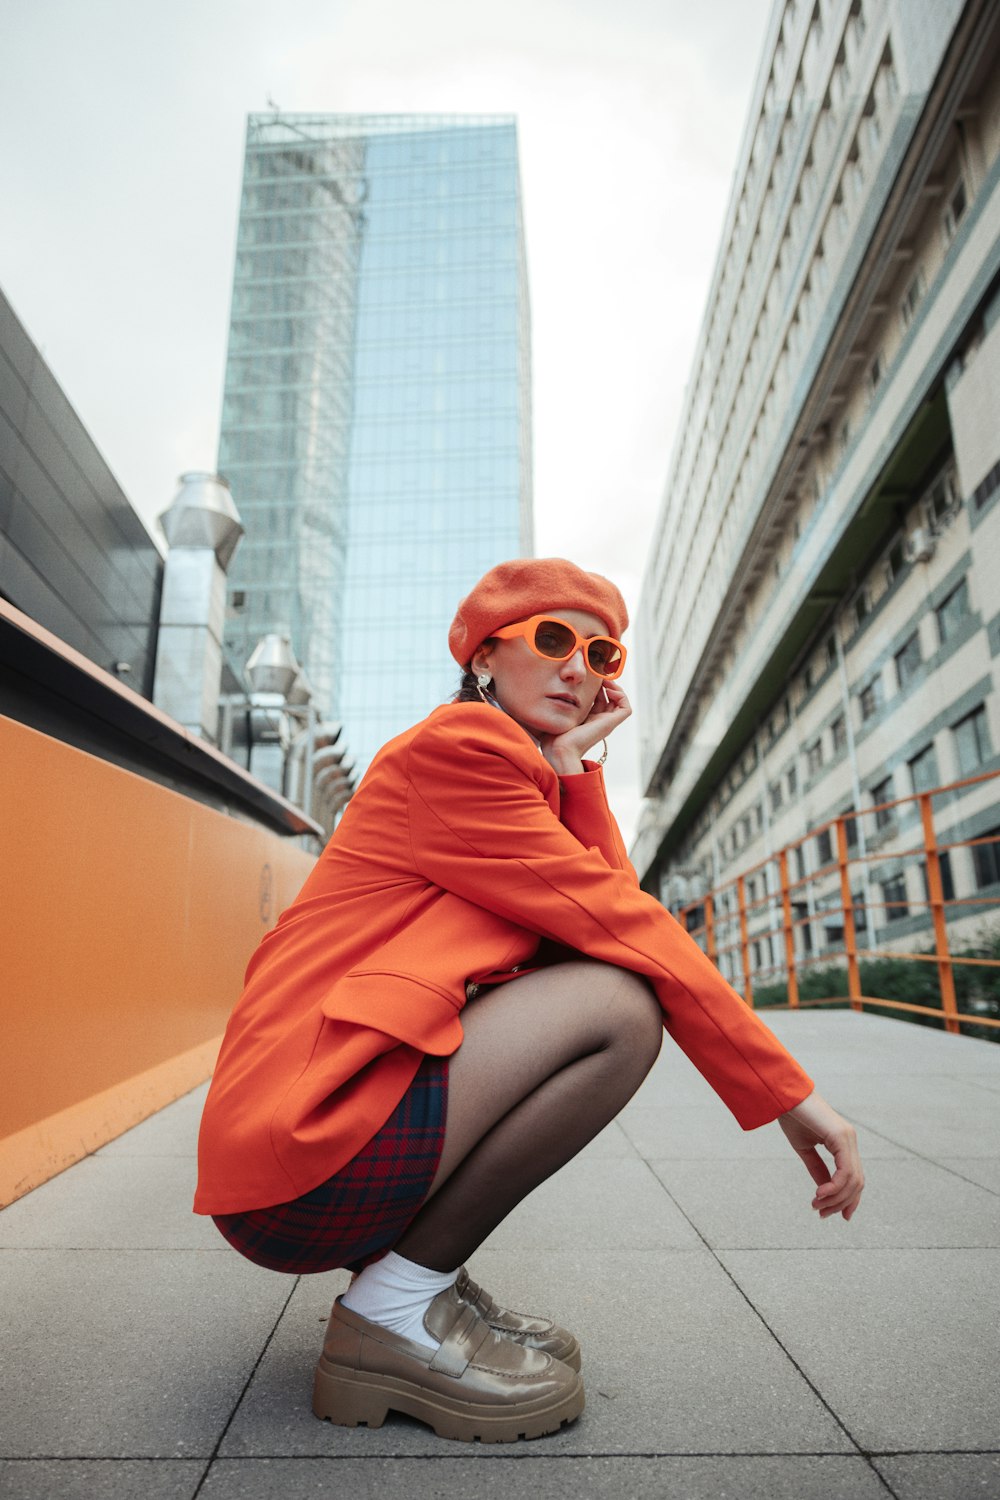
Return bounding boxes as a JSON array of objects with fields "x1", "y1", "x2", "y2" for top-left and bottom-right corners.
[{"x1": 470, "y1": 642, "x2": 495, "y2": 680}]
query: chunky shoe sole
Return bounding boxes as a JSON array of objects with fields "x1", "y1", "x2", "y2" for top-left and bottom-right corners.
[{"x1": 312, "y1": 1355, "x2": 585, "y2": 1443}]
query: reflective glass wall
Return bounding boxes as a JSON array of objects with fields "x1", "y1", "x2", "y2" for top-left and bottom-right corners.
[{"x1": 219, "y1": 114, "x2": 533, "y2": 775}]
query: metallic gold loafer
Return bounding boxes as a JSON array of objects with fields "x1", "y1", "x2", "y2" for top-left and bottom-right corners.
[{"x1": 454, "y1": 1266, "x2": 582, "y2": 1371}]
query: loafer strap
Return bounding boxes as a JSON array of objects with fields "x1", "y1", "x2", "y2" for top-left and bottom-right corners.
[{"x1": 428, "y1": 1303, "x2": 492, "y2": 1377}]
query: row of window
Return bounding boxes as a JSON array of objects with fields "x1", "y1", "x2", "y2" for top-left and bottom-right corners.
[
  {"x1": 707, "y1": 829, "x2": 1000, "y2": 972},
  {"x1": 869, "y1": 704, "x2": 993, "y2": 825},
  {"x1": 713, "y1": 699, "x2": 992, "y2": 873},
  {"x1": 858, "y1": 576, "x2": 971, "y2": 724}
]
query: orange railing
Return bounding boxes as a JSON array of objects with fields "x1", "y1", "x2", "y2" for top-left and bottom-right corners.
[{"x1": 677, "y1": 767, "x2": 1000, "y2": 1037}]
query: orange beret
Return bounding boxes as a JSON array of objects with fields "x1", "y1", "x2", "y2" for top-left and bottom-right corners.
[{"x1": 449, "y1": 557, "x2": 629, "y2": 666}]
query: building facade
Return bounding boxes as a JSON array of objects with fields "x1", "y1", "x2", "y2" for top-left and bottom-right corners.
[
  {"x1": 634, "y1": 0, "x2": 1000, "y2": 981},
  {"x1": 218, "y1": 113, "x2": 533, "y2": 775},
  {"x1": 0, "y1": 286, "x2": 163, "y2": 697}
]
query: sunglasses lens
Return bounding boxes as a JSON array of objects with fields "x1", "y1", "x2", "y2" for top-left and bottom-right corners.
[
  {"x1": 587, "y1": 641, "x2": 622, "y2": 676},
  {"x1": 533, "y1": 620, "x2": 578, "y2": 659}
]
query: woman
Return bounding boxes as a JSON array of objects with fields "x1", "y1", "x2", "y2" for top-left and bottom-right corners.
[{"x1": 195, "y1": 557, "x2": 864, "y2": 1445}]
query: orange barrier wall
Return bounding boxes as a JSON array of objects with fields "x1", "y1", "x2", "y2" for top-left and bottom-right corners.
[{"x1": 0, "y1": 714, "x2": 316, "y2": 1206}]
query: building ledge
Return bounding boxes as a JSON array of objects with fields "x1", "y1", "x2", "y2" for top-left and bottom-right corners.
[{"x1": 0, "y1": 597, "x2": 322, "y2": 838}]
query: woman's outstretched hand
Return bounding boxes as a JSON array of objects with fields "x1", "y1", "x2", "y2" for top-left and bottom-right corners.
[
  {"x1": 541, "y1": 681, "x2": 632, "y2": 776},
  {"x1": 778, "y1": 1090, "x2": 865, "y2": 1220}
]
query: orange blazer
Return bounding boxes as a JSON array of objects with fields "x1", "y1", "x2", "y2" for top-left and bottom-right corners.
[{"x1": 194, "y1": 702, "x2": 812, "y2": 1214}]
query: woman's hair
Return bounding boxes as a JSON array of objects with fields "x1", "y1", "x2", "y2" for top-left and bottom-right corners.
[
  {"x1": 453, "y1": 668, "x2": 482, "y2": 704},
  {"x1": 451, "y1": 638, "x2": 498, "y2": 704}
]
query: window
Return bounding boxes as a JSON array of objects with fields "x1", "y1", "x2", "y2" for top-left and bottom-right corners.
[
  {"x1": 851, "y1": 889, "x2": 867, "y2": 931},
  {"x1": 936, "y1": 578, "x2": 970, "y2": 642},
  {"x1": 844, "y1": 806, "x2": 859, "y2": 850},
  {"x1": 770, "y1": 781, "x2": 784, "y2": 813},
  {"x1": 953, "y1": 705, "x2": 992, "y2": 776},
  {"x1": 832, "y1": 715, "x2": 847, "y2": 752},
  {"x1": 925, "y1": 467, "x2": 959, "y2": 526},
  {"x1": 869, "y1": 350, "x2": 885, "y2": 394},
  {"x1": 788, "y1": 763, "x2": 798, "y2": 797},
  {"x1": 799, "y1": 906, "x2": 814, "y2": 954},
  {"x1": 884, "y1": 538, "x2": 905, "y2": 585},
  {"x1": 919, "y1": 852, "x2": 955, "y2": 904},
  {"x1": 807, "y1": 738, "x2": 824, "y2": 775},
  {"x1": 872, "y1": 774, "x2": 894, "y2": 829},
  {"x1": 816, "y1": 828, "x2": 833, "y2": 866},
  {"x1": 943, "y1": 176, "x2": 968, "y2": 244},
  {"x1": 860, "y1": 676, "x2": 883, "y2": 721},
  {"x1": 909, "y1": 742, "x2": 940, "y2": 794},
  {"x1": 900, "y1": 268, "x2": 926, "y2": 330},
  {"x1": 882, "y1": 874, "x2": 909, "y2": 922},
  {"x1": 853, "y1": 589, "x2": 870, "y2": 628},
  {"x1": 972, "y1": 827, "x2": 1000, "y2": 889},
  {"x1": 895, "y1": 633, "x2": 921, "y2": 689},
  {"x1": 747, "y1": 878, "x2": 758, "y2": 903}
]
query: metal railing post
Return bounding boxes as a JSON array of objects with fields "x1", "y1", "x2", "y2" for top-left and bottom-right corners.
[
  {"x1": 778, "y1": 848, "x2": 799, "y2": 1009},
  {"x1": 737, "y1": 874, "x2": 753, "y2": 1006},
  {"x1": 919, "y1": 791, "x2": 959, "y2": 1034},
  {"x1": 836, "y1": 816, "x2": 862, "y2": 1012},
  {"x1": 705, "y1": 893, "x2": 717, "y2": 967}
]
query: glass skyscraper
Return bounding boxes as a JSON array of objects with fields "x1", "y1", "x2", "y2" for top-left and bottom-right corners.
[{"x1": 219, "y1": 113, "x2": 533, "y2": 775}]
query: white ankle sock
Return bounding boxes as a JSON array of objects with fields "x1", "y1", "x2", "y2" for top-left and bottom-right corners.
[{"x1": 341, "y1": 1251, "x2": 459, "y2": 1350}]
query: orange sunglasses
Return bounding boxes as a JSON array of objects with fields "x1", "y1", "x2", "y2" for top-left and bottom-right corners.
[{"x1": 491, "y1": 615, "x2": 627, "y2": 679}]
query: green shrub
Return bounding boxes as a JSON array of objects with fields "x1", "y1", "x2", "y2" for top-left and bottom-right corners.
[{"x1": 748, "y1": 937, "x2": 1000, "y2": 1043}]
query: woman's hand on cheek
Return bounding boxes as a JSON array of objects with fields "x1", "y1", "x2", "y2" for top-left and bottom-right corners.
[{"x1": 540, "y1": 683, "x2": 632, "y2": 776}]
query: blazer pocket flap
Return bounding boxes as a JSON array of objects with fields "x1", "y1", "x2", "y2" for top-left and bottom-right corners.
[{"x1": 321, "y1": 971, "x2": 465, "y2": 1054}]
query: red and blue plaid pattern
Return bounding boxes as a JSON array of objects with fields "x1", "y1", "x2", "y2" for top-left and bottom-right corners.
[{"x1": 212, "y1": 1053, "x2": 448, "y2": 1274}]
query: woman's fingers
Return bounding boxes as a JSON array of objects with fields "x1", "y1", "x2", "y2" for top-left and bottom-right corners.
[{"x1": 779, "y1": 1092, "x2": 865, "y2": 1220}]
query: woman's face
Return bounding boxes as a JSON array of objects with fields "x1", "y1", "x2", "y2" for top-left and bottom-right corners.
[{"x1": 472, "y1": 608, "x2": 610, "y2": 740}]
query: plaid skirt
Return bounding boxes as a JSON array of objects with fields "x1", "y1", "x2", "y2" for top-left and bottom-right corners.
[{"x1": 211, "y1": 1053, "x2": 448, "y2": 1275}]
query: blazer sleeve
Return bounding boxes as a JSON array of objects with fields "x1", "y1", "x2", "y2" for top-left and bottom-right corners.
[
  {"x1": 405, "y1": 708, "x2": 813, "y2": 1129},
  {"x1": 558, "y1": 763, "x2": 638, "y2": 879}
]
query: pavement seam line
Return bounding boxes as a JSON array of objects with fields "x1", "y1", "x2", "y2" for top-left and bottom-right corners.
[
  {"x1": 189, "y1": 1273, "x2": 301, "y2": 1499},
  {"x1": 633, "y1": 1157, "x2": 901, "y2": 1500},
  {"x1": 833, "y1": 1111, "x2": 1000, "y2": 1199}
]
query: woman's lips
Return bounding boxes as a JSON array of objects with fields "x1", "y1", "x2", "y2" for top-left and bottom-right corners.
[{"x1": 547, "y1": 693, "x2": 580, "y2": 708}]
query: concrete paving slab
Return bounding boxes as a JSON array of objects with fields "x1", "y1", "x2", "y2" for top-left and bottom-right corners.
[
  {"x1": 626, "y1": 1048, "x2": 721, "y2": 1107},
  {"x1": 0, "y1": 1459, "x2": 204, "y2": 1499},
  {"x1": 810, "y1": 1074, "x2": 1000, "y2": 1157},
  {"x1": 0, "y1": 1156, "x2": 220, "y2": 1251},
  {"x1": 762, "y1": 1012, "x2": 1000, "y2": 1075},
  {"x1": 0, "y1": 1249, "x2": 291, "y2": 1458},
  {"x1": 649, "y1": 1157, "x2": 1000, "y2": 1248},
  {"x1": 482, "y1": 1158, "x2": 702, "y2": 1252},
  {"x1": 96, "y1": 1085, "x2": 208, "y2": 1158},
  {"x1": 222, "y1": 1248, "x2": 852, "y2": 1457},
  {"x1": 198, "y1": 1453, "x2": 892, "y2": 1499},
  {"x1": 719, "y1": 1248, "x2": 1000, "y2": 1451},
  {"x1": 874, "y1": 1452, "x2": 1000, "y2": 1498},
  {"x1": 935, "y1": 1156, "x2": 1000, "y2": 1192},
  {"x1": 572, "y1": 1119, "x2": 637, "y2": 1161},
  {"x1": 618, "y1": 1104, "x2": 910, "y2": 1161}
]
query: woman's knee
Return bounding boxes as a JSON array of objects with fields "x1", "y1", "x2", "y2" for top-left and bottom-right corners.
[
  {"x1": 570, "y1": 961, "x2": 662, "y2": 1060},
  {"x1": 611, "y1": 968, "x2": 663, "y2": 1060}
]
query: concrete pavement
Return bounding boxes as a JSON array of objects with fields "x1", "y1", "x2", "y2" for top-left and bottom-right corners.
[{"x1": 1, "y1": 1009, "x2": 999, "y2": 1499}]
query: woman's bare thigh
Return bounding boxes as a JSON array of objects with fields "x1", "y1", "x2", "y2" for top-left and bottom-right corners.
[{"x1": 425, "y1": 959, "x2": 660, "y2": 1195}]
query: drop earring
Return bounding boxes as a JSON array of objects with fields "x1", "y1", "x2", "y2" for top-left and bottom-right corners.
[{"x1": 476, "y1": 672, "x2": 493, "y2": 705}]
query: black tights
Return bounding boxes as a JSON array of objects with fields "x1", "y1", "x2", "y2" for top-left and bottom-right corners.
[{"x1": 394, "y1": 961, "x2": 663, "y2": 1271}]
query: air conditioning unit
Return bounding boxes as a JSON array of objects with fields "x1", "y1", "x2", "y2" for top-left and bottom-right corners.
[{"x1": 905, "y1": 526, "x2": 935, "y2": 564}]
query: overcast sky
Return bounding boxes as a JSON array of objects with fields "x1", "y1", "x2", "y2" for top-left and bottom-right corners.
[{"x1": 1, "y1": 0, "x2": 773, "y2": 839}]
